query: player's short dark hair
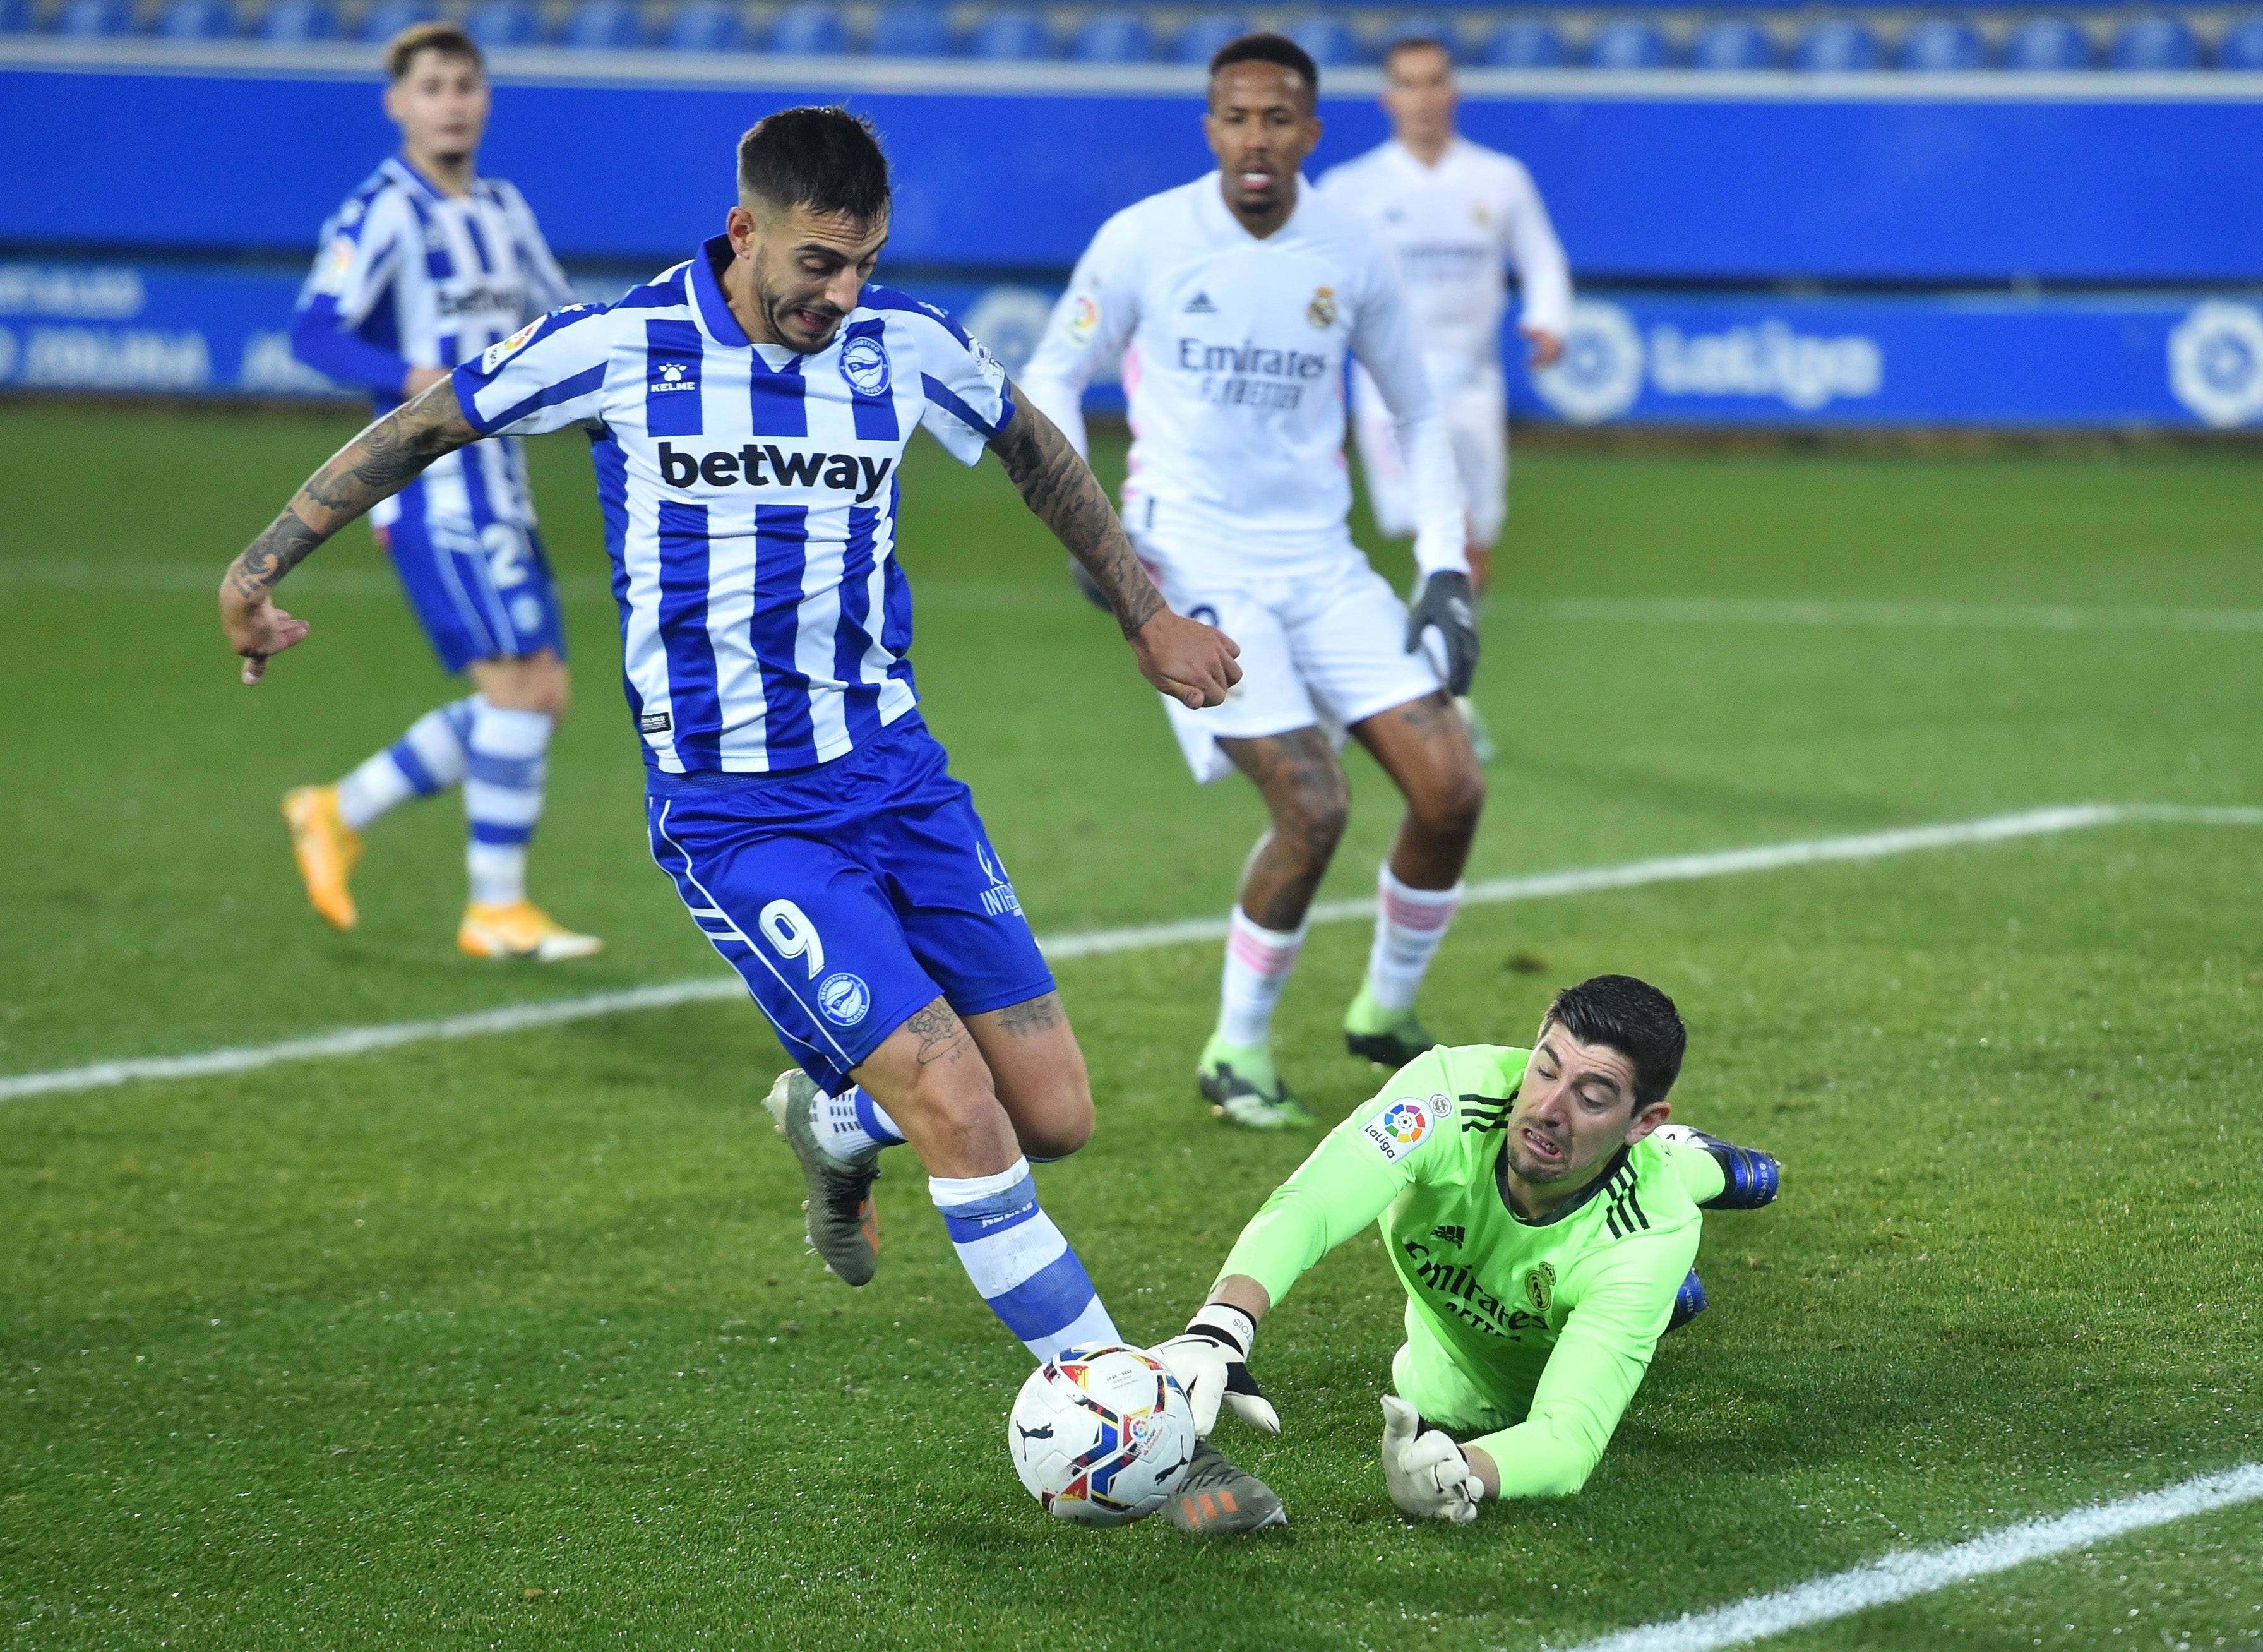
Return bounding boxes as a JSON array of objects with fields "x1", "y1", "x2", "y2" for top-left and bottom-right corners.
[
  {"x1": 1382, "y1": 35, "x2": 1454, "y2": 72},
  {"x1": 1209, "y1": 32, "x2": 1320, "y2": 108},
  {"x1": 386, "y1": 20, "x2": 482, "y2": 81},
  {"x1": 1540, "y1": 976, "x2": 1687, "y2": 1112},
  {"x1": 737, "y1": 107, "x2": 892, "y2": 224}
]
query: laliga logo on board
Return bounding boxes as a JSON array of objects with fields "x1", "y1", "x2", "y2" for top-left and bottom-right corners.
[
  {"x1": 1532, "y1": 299, "x2": 1646, "y2": 424},
  {"x1": 1534, "y1": 301, "x2": 1885, "y2": 422},
  {"x1": 2168, "y1": 301, "x2": 2263, "y2": 428}
]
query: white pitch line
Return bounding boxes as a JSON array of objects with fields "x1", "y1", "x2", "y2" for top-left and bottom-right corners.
[
  {"x1": 1533, "y1": 596, "x2": 2263, "y2": 633},
  {"x1": 4, "y1": 802, "x2": 2256, "y2": 1106},
  {"x1": 1564, "y1": 1461, "x2": 2263, "y2": 1652}
]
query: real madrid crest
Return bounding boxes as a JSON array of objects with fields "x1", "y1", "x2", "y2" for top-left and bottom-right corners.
[
  {"x1": 1525, "y1": 1262, "x2": 1555, "y2": 1317},
  {"x1": 1306, "y1": 286, "x2": 1337, "y2": 330}
]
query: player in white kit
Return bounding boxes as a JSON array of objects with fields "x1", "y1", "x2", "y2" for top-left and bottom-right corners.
[
  {"x1": 1318, "y1": 36, "x2": 1571, "y2": 590},
  {"x1": 1024, "y1": 35, "x2": 1486, "y2": 1130}
]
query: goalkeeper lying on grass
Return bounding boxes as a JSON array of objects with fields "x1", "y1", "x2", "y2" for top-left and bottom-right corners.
[{"x1": 1154, "y1": 974, "x2": 1780, "y2": 1531}]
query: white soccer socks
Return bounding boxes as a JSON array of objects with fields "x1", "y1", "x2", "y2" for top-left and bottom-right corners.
[
  {"x1": 931, "y1": 1159, "x2": 1118, "y2": 1362},
  {"x1": 335, "y1": 695, "x2": 477, "y2": 831},
  {"x1": 1217, "y1": 907, "x2": 1310, "y2": 1048},
  {"x1": 463, "y1": 699, "x2": 552, "y2": 907},
  {"x1": 1366, "y1": 865, "x2": 1464, "y2": 1014},
  {"x1": 811, "y1": 1086, "x2": 907, "y2": 1161}
]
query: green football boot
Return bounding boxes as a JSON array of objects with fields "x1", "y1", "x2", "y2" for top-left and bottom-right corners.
[
  {"x1": 1343, "y1": 983, "x2": 1440, "y2": 1070},
  {"x1": 1166, "y1": 1439, "x2": 1288, "y2": 1536},
  {"x1": 763, "y1": 1069, "x2": 882, "y2": 1287},
  {"x1": 1196, "y1": 1035, "x2": 1315, "y2": 1130}
]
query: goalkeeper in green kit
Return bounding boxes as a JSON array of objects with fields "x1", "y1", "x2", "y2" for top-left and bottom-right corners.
[{"x1": 1154, "y1": 975, "x2": 1779, "y2": 1531}]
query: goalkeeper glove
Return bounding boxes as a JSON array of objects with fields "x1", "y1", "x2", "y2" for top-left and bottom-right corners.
[
  {"x1": 1405, "y1": 570, "x2": 1480, "y2": 697},
  {"x1": 1154, "y1": 1303, "x2": 1281, "y2": 1439},
  {"x1": 1381, "y1": 1395, "x2": 1483, "y2": 1524}
]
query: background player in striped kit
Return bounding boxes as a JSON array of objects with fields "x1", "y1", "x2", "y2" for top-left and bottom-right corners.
[
  {"x1": 214, "y1": 110, "x2": 1244, "y2": 1492},
  {"x1": 279, "y1": 23, "x2": 598, "y2": 961}
]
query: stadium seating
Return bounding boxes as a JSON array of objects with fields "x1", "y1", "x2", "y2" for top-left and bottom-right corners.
[
  {"x1": 1690, "y1": 20, "x2": 1776, "y2": 69},
  {"x1": 2108, "y1": 14, "x2": 2199, "y2": 68},
  {"x1": 1070, "y1": 9, "x2": 1153, "y2": 61},
  {"x1": 1171, "y1": 13, "x2": 1242, "y2": 64},
  {"x1": 1589, "y1": 18, "x2": 1671, "y2": 68},
  {"x1": 1899, "y1": 18, "x2": 1988, "y2": 69},
  {"x1": 1796, "y1": 19, "x2": 1882, "y2": 69},
  {"x1": 663, "y1": 0, "x2": 741, "y2": 50},
  {"x1": 357, "y1": 0, "x2": 435, "y2": 40},
  {"x1": 0, "y1": 0, "x2": 30, "y2": 29},
  {"x1": 1281, "y1": 13, "x2": 1359, "y2": 65},
  {"x1": 158, "y1": 0, "x2": 236, "y2": 37},
  {"x1": 767, "y1": 1, "x2": 843, "y2": 53},
  {"x1": 1480, "y1": 19, "x2": 1565, "y2": 66},
  {"x1": 2219, "y1": 15, "x2": 2263, "y2": 68},
  {"x1": 2002, "y1": 16, "x2": 2090, "y2": 69},
  {"x1": 54, "y1": 0, "x2": 135, "y2": 34},
  {"x1": 867, "y1": 3, "x2": 948, "y2": 55},
  {"x1": 465, "y1": 0, "x2": 541, "y2": 46},
  {"x1": 561, "y1": 0, "x2": 640, "y2": 47},
  {"x1": 256, "y1": 0, "x2": 335, "y2": 37},
  {"x1": 967, "y1": 7, "x2": 1048, "y2": 57}
]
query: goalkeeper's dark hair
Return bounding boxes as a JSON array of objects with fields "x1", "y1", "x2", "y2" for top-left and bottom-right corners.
[
  {"x1": 1209, "y1": 32, "x2": 1320, "y2": 107},
  {"x1": 737, "y1": 107, "x2": 892, "y2": 224},
  {"x1": 1541, "y1": 976, "x2": 1687, "y2": 1111}
]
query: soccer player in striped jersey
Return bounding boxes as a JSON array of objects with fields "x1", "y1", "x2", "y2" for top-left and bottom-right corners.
[
  {"x1": 218, "y1": 111, "x2": 1239, "y2": 1387},
  {"x1": 282, "y1": 23, "x2": 597, "y2": 961}
]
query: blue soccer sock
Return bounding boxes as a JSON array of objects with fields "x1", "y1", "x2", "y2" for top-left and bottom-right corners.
[
  {"x1": 463, "y1": 697, "x2": 551, "y2": 907},
  {"x1": 932, "y1": 1159, "x2": 1119, "y2": 1362},
  {"x1": 811, "y1": 1086, "x2": 907, "y2": 1160},
  {"x1": 335, "y1": 696, "x2": 477, "y2": 831}
]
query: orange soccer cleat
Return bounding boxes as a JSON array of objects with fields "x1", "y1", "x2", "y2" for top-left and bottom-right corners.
[
  {"x1": 282, "y1": 784, "x2": 363, "y2": 931},
  {"x1": 457, "y1": 899, "x2": 604, "y2": 962}
]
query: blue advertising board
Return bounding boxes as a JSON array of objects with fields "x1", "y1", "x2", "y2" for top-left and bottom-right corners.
[{"x1": 6, "y1": 258, "x2": 2261, "y2": 431}]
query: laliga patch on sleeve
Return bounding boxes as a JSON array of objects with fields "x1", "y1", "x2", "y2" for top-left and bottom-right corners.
[
  {"x1": 480, "y1": 320, "x2": 542, "y2": 375},
  {"x1": 311, "y1": 236, "x2": 357, "y2": 296},
  {"x1": 1065, "y1": 292, "x2": 1100, "y2": 345},
  {"x1": 970, "y1": 337, "x2": 1006, "y2": 394},
  {"x1": 1361, "y1": 1098, "x2": 1434, "y2": 1163}
]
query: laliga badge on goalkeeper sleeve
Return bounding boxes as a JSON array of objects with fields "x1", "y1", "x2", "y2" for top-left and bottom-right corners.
[
  {"x1": 1381, "y1": 1396, "x2": 1484, "y2": 1523},
  {"x1": 1154, "y1": 1303, "x2": 1282, "y2": 1439}
]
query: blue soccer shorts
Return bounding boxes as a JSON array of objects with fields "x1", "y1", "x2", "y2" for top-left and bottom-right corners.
[
  {"x1": 379, "y1": 473, "x2": 567, "y2": 674},
  {"x1": 644, "y1": 715, "x2": 1056, "y2": 1096}
]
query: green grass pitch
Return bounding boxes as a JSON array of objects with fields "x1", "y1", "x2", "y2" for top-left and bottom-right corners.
[{"x1": 3, "y1": 401, "x2": 2261, "y2": 1650}]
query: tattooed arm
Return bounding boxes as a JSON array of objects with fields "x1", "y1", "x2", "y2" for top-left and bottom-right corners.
[
  {"x1": 218, "y1": 376, "x2": 480, "y2": 684},
  {"x1": 989, "y1": 388, "x2": 1240, "y2": 710}
]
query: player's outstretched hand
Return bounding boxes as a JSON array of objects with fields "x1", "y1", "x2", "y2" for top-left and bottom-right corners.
[
  {"x1": 1132, "y1": 608, "x2": 1242, "y2": 710},
  {"x1": 1381, "y1": 1396, "x2": 1483, "y2": 1524},
  {"x1": 1155, "y1": 1303, "x2": 1281, "y2": 1439},
  {"x1": 219, "y1": 581, "x2": 311, "y2": 685},
  {"x1": 1405, "y1": 570, "x2": 1480, "y2": 697}
]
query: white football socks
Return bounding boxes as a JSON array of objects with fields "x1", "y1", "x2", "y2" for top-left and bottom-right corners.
[
  {"x1": 1216, "y1": 906, "x2": 1308, "y2": 1048},
  {"x1": 1367, "y1": 864, "x2": 1463, "y2": 1014},
  {"x1": 463, "y1": 699, "x2": 551, "y2": 907},
  {"x1": 335, "y1": 697, "x2": 477, "y2": 830},
  {"x1": 811, "y1": 1086, "x2": 906, "y2": 1160}
]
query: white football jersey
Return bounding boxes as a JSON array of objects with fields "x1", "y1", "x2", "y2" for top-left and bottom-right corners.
[
  {"x1": 1318, "y1": 136, "x2": 1572, "y2": 397},
  {"x1": 1020, "y1": 174, "x2": 1466, "y2": 578}
]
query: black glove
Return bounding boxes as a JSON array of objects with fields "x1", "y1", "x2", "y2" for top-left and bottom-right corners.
[{"x1": 1405, "y1": 570, "x2": 1479, "y2": 696}]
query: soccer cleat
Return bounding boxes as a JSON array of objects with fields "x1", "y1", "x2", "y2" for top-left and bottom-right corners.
[
  {"x1": 1197, "y1": 1036, "x2": 1315, "y2": 1130},
  {"x1": 282, "y1": 784, "x2": 363, "y2": 931},
  {"x1": 763, "y1": 1069, "x2": 881, "y2": 1288},
  {"x1": 1666, "y1": 1266, "x2": 1707, "y2": 1333},
  {"x1": 1166, "y1": 1439, "x2": 1287, "y2": 1536},
  {"x1": 1455, "y1": 694, "x2": 1498, "y2": 765},
  {"x1": 1653, "y1": 1125, "x2": 1781, "y2": 1210},
  {"x1": 1342, "y1": 983, "x2": 1440, "y2": 1070},
  {"x1": 456, "y1": 901, "x2": 604, "y2": 962}
]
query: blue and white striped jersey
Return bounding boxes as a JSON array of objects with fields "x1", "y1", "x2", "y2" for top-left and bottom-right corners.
[
  {"x1": 295, "y1": 156, "x2": 571, "y2": 535},
  {"x1": 451, "y1": 236, "x2": 1017, "y2": 776}
]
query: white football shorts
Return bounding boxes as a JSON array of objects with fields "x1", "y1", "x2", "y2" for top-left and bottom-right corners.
[
  {"x1": 1136, "y1": 536, "x2": 1443, "y2": 785},
  {"x1": 1354, "y1": 362, "x2": 1508, "y2": 550}
]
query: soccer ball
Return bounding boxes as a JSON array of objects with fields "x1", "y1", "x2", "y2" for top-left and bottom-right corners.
[{"x1": 1007, "y1": 1344, "x2": 1197, "y2": 1526}]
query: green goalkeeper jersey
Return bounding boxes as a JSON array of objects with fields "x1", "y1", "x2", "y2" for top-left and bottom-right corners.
[{"x1": 1217, "y1": 1044, "x2": 1725, "y2": 1499}]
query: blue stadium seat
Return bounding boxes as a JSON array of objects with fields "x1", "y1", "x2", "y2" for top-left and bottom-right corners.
[
  {"x1": 2108, "y1": 15, "x2": 2198, "y2": 68},
  {"x1": 664, "y1": 0, "x2": 743, "y2": 49},
  {"x1": 158, "y1": 0, "x2": 236, "y2": 36},
  {"x1": 2002, "y1": 16, "x2": 2089, "y2": 69},
  {"x1": 0, "y1": 0, "x2": 32, "y2": 30},
  {"x1": 258, "y1": 0, "x2": 335, "y2": 37},
  {"x1": 1690, "y1": 19, "x2": 1774, "y2": 69},
  {"x1": 2219, "y1": 16, "x2": 2263, "y2": 68},
  {"x1": 465, "y1": 0, "x2": 540, "y2": 45},
  {"x1": 766, "y1": 1, "x2": 842, "y2": 52},
  {"x1": 1899, "y1": 19, "x2": 1988, "y2": 70},
  {"x1": 359, "y1": 0, "x2": 436, "y2": 40},
  {"x1": 1480, "y1": 18, "x2": 1563, "y2": 67},
  {"x1": 1588, "y1": 19, "x2": 1671, "y2": 68},
  {"x1": 1282, "y1": 13, "x2": 1359, "y2": 66},
  {"x1": 1795, "y1": 20, "x2": 1881, "y2": 69},
  {"x1": 967, "y1": 8, "x2": 1048, "y2": 58},
  {"x1": 55, "y1": 0, "x2": 136, "y2": 34},
  {"x1": 1070, "y1": 11, "x2": 1152, "y2": 61},
  {"x1": 561, "y1": 0, "x2": 641, "y2": 47},
  {"x1": 867, "y1": 3, "x2": 948, "y2": 55},
  {"x1": 1173, "y1": 14, "x2": 1245, "y2": 64}
]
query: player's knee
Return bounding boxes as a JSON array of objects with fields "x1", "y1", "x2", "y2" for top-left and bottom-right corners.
[
  {"x1": 1282, "y1": 779, "x2": 1351, "y2": 859},
  {"x1": 1412, "y1": 767, "x2": 1485, "y2": 843},
  {"x1": 1018, "y1": 1092, "x2": 1094, "y2": 1161}
]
